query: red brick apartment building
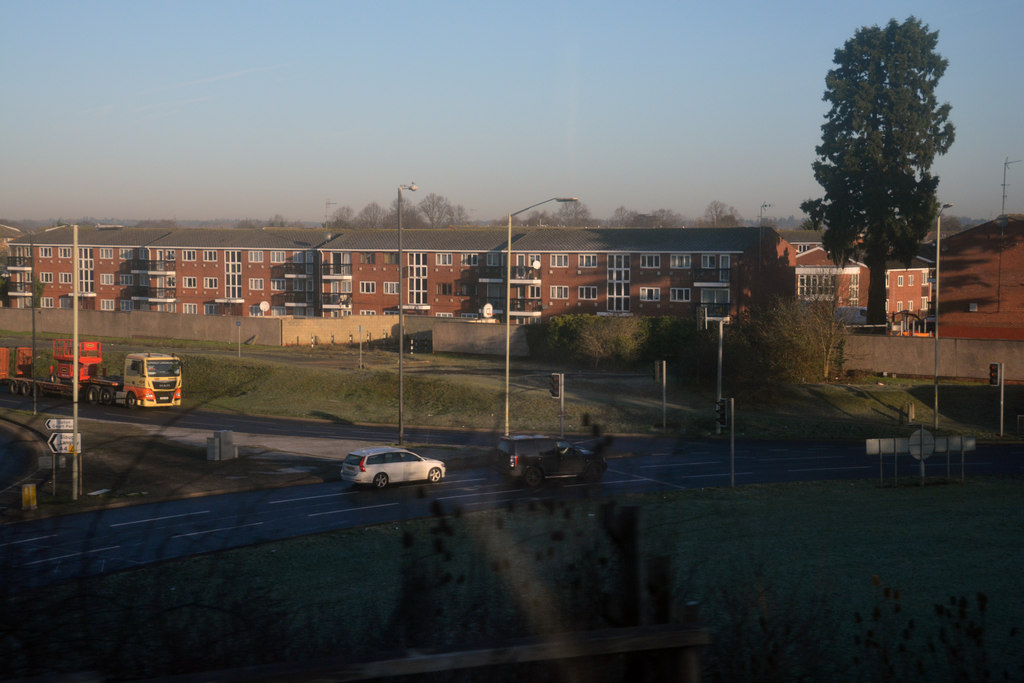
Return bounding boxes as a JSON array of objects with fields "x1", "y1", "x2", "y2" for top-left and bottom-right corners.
[
  {"x1": 938, "y1": 214, "x2": 1024, "y2": 340},
  {"x1": 5, "y1": 225, "x2": 796, "y2": 323}
]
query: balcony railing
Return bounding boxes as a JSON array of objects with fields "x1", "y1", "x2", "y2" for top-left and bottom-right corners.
[
  {"x1": 321, "y1": 293, "x2": 353, "y2": 307},
  {"x1": 277, "y1": 291, "x2": 311, "y2": 304},
  {"x1": 693, "y1": 267, "x2": 731, "y2": 283},
  {"x1": 129, "y1": 259, "x2": 176, "y2": 273},
  {"x1": 510, "y1": 298, "x2": 543, "y2": 313},
  {"x1": 5, "y1": 256, "x2": 32, "y2": 269},
  {"x1": 321, "y1": 263, "x2": 353, "y2": 277},
  {"x1": 129, "y1": 285, "x2": 177, "y2": 299},
  {"x1": 272, "y1": 263, "x2": 312, "y2": 277},
  {"x1": 5, "y1": 281, "x2": 33, "y2": 294},
  {"x1": 699, "y1": 303, "x2": 731, "y2": 319}
]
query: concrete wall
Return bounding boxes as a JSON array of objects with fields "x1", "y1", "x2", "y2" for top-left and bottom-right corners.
[
  {"x1": 844, "y1": 334, "x2": 1023, "y2": 382},
  {"x1": 1, "y1": 308, "x2": 1018, "y2": 378}
]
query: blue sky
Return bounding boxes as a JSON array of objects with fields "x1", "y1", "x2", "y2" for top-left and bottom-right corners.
[{"x1": 1, "y1": 0, "x2": 1020, "y2": 225}]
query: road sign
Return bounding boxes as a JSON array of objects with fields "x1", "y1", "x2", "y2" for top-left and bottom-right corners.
[
  {"x1": 45, "y1": 418, "x2": 75, "y2": 431},
  {"x1": 47, "y1": 432, "x2": 81, "y2": 454},
  {"x1": 908, "y1": 428, "x2": 935, "y2": 460}
]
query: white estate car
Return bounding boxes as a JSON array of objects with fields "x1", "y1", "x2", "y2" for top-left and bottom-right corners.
[{"x1": 341, "y1": 447, "x2": 446, "y2": 489}]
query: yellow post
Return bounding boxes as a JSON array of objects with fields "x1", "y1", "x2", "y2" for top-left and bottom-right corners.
[{"x1": 21, "y1": 483, "x2": 37, "y2": 510}]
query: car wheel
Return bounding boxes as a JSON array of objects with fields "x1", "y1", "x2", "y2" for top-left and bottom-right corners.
[
  {"x1": 582, "y1": 462, "x2": 604, "y2": 483},
  {"x1": 522, "y1": 466, "x2": 543, "y2": 489},
  {"x1": 372, "y1": 472, "x2": 389, "y2": 489},
  {"x1": 427, "y1": 467, "x2": 442, "y2": 483},
  {"x1": 125, "y1": 392, "x2": 138, "y2": 408}
]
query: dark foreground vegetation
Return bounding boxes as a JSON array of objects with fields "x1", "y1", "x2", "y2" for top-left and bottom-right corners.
[{"x1": 2, "y1": 479, "x2": 1021, "y2": 681}]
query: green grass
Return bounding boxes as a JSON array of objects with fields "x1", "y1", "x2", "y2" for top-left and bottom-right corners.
[{"x1": 2, "y1": 479, "x2": 1021, "y2": 680}]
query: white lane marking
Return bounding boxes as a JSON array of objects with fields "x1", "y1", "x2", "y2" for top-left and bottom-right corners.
[
  {"x1": 172, "y1": 522, "x2": 263, "y2": 538},
  {"x1": 308, "y1": 502, "x2": 399, "y2": 518},
  {"x1": 21, "y1": 545, "x2": 121, "y2": 567},
  {"x1": 0, "y1": 534, "x2": 58, "y2": 547},
  {"x1": 269, "y1": 491, "x2": 358, "y2": 504},
  {"x1": 110, "y1": 511, "x2": 211, "y2": 527},
  {"x1": 640, "y1": 461, "x2": 720, "y2": 469},
  {"x1": 788, "y1": 466, "x2": 873, "y2": 473},
  {"x1": 759, "y1": 455, "x2": 847, "y2": 462}
]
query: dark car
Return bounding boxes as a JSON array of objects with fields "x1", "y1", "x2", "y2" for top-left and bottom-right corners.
[{"x1": 495, "y1": 435, "x2": 606, "y2": 488}]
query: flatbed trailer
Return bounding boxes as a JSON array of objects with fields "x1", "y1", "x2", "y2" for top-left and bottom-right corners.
[{"x1": 0, "y1": 340, "x2": 182, "y2": 408}]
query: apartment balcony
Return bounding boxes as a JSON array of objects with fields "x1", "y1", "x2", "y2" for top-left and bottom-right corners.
[
  {"x1": 699, "y1": 303, "x2": 731, "y2": 320},
  {"x1": 129, "y1": 285, "x2": 178, "y2": 301},
  {"x1": 5, "y1": 280, "x2": 33, "y2": 296},
  {"x1": 5, "y1": 256, "x2": 32, "y2": 271},
  {"x1": 129, "y1": 259, "x2": 176, "y2": 274},
  {"x1": 693, "y1": 267, "x2": 731, "y2": 286},
  {"x1": 321, "y1": 263, "x2": 353, "y2": 279},
  {"x1": 272, "y1": 263, "x2": 312, "y2": 279},
  {"x1": 509, "y1": 297, "x2": 543, "y2": 317},
  {"x1": 278, "y1": 291, "x2": 312, "y2": 307},
  {"x1": 321, "y1": 293, "x2": 353, "y2": 309}
]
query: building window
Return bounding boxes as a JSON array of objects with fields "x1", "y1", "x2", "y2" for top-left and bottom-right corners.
[
  {"x1": 701, "y1": 254, "x2": 717, "y2": 269},
  {"x1": 271, "y1": 251, "x2": 286, "y2": 263},
  {"x1": 204, "y1": 277, "x2": 218, "y2": 289},
  {"x1": 100, "y1": 273, "x2": 114, "y2": 286},
  {"x1": 460, "y1": 283, "x2": 478, "y2": 296},
  {"x1": 528, "y1": 285, "x2": 541, "y2": 299},
  {"x1": 671, "y1": 254, "x2": 691, "y2": 269},
  {"x1": 101, "y1": 299, "x2": 115, "y2": 311},
  {"x1": 909, "y1": 274, "x2": 915, "y2": 287},
  {"x1": 640, "y1": 287, "x2": 660, "y2": 301},
  {"x1": 359, "y1": 310, "x2": 377, "y2": 316},
  {"x1": 437, "y1": 253, "x2": 452, "y2": 266},
  {"x1": 640, "y1": 254, "x2": 660, "y2": 268},
  {"x1": 435, "y1": 312, "x2": 454, "y2": 318},
  {"x1": 249, "y1": 278, "x2": 264, "y2": 290},
  {"x1": 384, "y1": 281, "x2": 399, "y2": 295},
  {"x1": 362, "y1": 252, "x2": 376, "y2": 265},
  {"x1": 551, "y1": 254, "x2": 569, "y2": 268},
  {"x1": 181, "y1": 276, "x2": 197, "y2": 289},
  {"x1": 59, "y1": 247, "x2": 72, "y2": 259},
  {"x1": 579, "y1": 286, "x2": 597, "y2": 300},
  {"x1": 119, "y1": 300, "x2": 133, "y2": 312},
  {"x1": 486, "y1": 252, "x2": 502, "y2": 267},
  {"x1": 204, "y1": 303, "x2": 218, "y2": 315},
  {"x1": 360, "y1": 281, "x2": 376, "y2": 294},
  {"x1": 120, "y1": 274, "x2": 134, "y2": 286},
  {"x1": 183, "y1": 303, "x2": 198, "y2": 314},
  {"x1": 550, "y1": 286, "x2": 569, "y2": 300},
  {"x1": 908, "y1": 299, "x2": 914, "y2": 312},
  {"x1": 385, "y1": 253, "x2": 399, "y2": 265},
  {"x1": 579, "y1": 254, "x2": 597, "y2": 268},
  {"x1": 271, "y1": 279, "x2": 286, "y2": 291},
  {"x1": 798, "y1": 273, "x2": 837, "y2": 299},
  {"x1": 607, "y1": 253, "x2": 630, "y2": 312},
  {"x1": 249, "y1": 251, "x2": 263, "y2": 262},
  {"x1": 100, "y1": 248, "x2": 113, "y2": 260},
  {"x1": 40, "y1": 247, "x2": 52, "y2": 258},
  {"x1": 670, "y1": 288, "x2": 690, "y2": 302},
  {"x1": 897, "y1": 275, "x2": 904, "y2": 287},
  {"x1": 249, "y1": 304, "x2": 263, "y2": 317},
  {"x1": 203, "y1": 250, "x2": 217, "y2": 262},
  {"x1": 41, "y1": 297, "x2": 54, "y2": 308},
  {"x1": 40, "y1": 272, "x2": 53, "y2": 283},
  {"x1": 461, "y1": 253, "x2": 478, "y2": 266},
  {"x1": 182, "y1": 250, "x2": 196, "y2": 261},
  {"x1": 437, "y1": 282, "x2": 453, "y2": 295}
]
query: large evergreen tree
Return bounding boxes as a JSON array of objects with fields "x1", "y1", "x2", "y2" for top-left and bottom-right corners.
[{"x1": 802, "y1": 16, "x2": 955, "y2": 325}]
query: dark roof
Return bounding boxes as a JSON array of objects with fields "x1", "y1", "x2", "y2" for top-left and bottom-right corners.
[
  {"x1": 322, "y1": 228, "x2": 511, "y2": 252},
  {"x1": 512, "y1": 226, "x2": 767, "y2": 252},
  {"x1": 10, "y1": 225, "x2": 171, "y2": 247},
  {"x1": 778, "y1": 229, "x2": 822, "y2": 244},
  {"x1": 10, "y1": 226, "x2": 327, "y2": 250}
]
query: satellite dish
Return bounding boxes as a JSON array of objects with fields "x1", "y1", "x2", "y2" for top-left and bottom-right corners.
[
  {"x1": 259, "y1": 301, "x2": 270, "y2": 312},
  {"x1": 532, "y1": 260, "x2": 541, "y2": 269},
  {"x1": 482, "y1": 303, "x2": 494, "y2": 318}
]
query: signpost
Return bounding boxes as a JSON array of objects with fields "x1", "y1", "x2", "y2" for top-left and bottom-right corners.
[
  {"x1": 47, "y1": 431, "x2": 81, "y2": 454},
  {"x1": 45, "y1": 418, "x2": 74, "y2": 431}
]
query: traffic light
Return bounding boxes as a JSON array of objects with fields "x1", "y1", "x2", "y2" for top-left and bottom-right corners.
[
  {"x1": 989, "y1": 363, "x2": 1001, "y2": 386},
  {"x1": 550, "y1": 373, "x2": 561, "y2": 399},
  {"x1": 715, "y1": 398, "x2": 728, "y2": 427}
]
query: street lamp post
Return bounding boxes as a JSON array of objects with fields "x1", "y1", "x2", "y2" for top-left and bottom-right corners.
[
  {"x1": 933, "y1": 202, "x2": 953, "y2": 431},
  {"x1": 397, "y1": 183, "x2": 417, "y2": 445},
  {"x1": 504, "y1": 197, "x2": 578, "y2": 436}
]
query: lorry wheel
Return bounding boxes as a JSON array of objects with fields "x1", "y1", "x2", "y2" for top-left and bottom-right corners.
[
  {"x1": 19, "y1": 381, "x2": 31, "y2": 397},
  {"x1": 100, "y1": 388, "x2": 114, "y2": 405},
  {"x1": 86, "y1": 386, "x2": 100, "y2": 404},
  {"x1": 522, "y1": 466, "x2": 543, "y2": 489},
  {"x1": 7, "y1": 381, "x2": 18, "y2": 395},
  {"x1": 125, "y1": 392, "x2": 138, "y2": 409}
]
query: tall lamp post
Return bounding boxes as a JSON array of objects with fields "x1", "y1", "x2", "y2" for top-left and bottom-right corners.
[
  {"x1": 504, "y1": 196, "x2": 578, "y2": 436},
  {"x1": 397, "y1": 182, "x2": 417, "y2": 445},
  {"x1": 933, "y1": 202, "x2": 953, "y2": 431}
]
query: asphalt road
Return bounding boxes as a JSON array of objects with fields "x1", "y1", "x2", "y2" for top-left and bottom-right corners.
[{"x1": 2, "y1": 390, "x2": 1022, "y2": 591}]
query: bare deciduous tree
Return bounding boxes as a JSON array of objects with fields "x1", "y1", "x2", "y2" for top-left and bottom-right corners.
[{"x1": 356, "y1": 202, "x2": 388, "y2": 229}]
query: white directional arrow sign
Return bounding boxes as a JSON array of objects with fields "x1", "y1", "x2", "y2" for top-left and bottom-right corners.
[
  {"x1": 47, "y1": 432, "x2": 81, "y2": 454},
  {"x1": 45, "y1": 418, "x2": 75, "y2": 431}
]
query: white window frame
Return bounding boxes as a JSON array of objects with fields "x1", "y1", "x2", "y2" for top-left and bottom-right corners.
[
  {"x1": 100, "y1": 247, "x2": 114, "y2": 260},
  {"x1": 670, "y1": 254, "x2": 691, "y2": 269},
  {"x1": 640, "y1": 287, "x2": 660, "y2": 302},
  {"x1": 248, "y1": 278, "x2": 264, "y2": 290},
  {"x1": 183, "y1": 303, "x2": 198, "y2": 314},
  {"x1": 182, "y1": 276, "x2": 197, "y2": 289},
  {"x1": 579, "y1": 286, "x2": 597, "y2": 300},
  {"x1": 670, "y1": 287, "x2": 691, "y2": 302},
  {"x1": 437, "y1": 253, "x2": 452, "y2": 266},
  {"x1": 360, "y1": 281, "x2": 376, "y2": 294},
  {"x1": 249, "y1": 250, "x2": 263, "y2": 262},
  {"x1": 550, "y1": 285, "x2": 569, "y2": 300},
  {"x1": 100, "y1": 273, "x2": 114, "y2": 286},
  {"x1": 101, "y1": 299, "x2": 115, "y2": 311},
  {"x1": 204, "y1": 277, "x2": 218, "y2": 289},
  {"x1": 640, "y1": 254, "x2": 660, "y2": 269},
  {"x1": 550, "y1": 254, "x2": 569, "y2": 268},
  {"x1": 203, "y1": 250, "x2": 217, "y2": 262},
  {"x1": 384, "y1": 281, "x2": 399, "y2": 295},
  {"x1": 182, "y1": 249, "x2": 196, "y2": 262},
  {"x1": 579, "y1": 254, "x2": 598, "y2": 268}
]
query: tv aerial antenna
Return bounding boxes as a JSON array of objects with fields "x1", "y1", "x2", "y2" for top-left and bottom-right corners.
[{"x1": 1002, "y1": 157, "x2": 1021, "y2": 215}]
